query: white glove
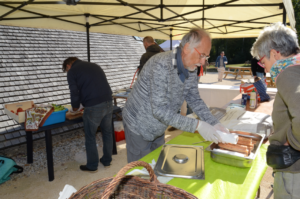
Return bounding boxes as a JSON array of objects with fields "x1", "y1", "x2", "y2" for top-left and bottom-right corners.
[
  {"x1": 214, "y1": 123, "x2": 230, "y2": 134},
  {"x1": 196, "y1": 121, "x2": 222, "y2": 143},
  {"x1": 70, "y1": 104, "x2": 84, "y2": 113}
]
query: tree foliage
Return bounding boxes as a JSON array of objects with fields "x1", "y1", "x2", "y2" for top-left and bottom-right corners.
[
  {"x1": 210, "y1": 38, "x2": 256, "y2": 64},
  {"x1": 155, "y1": 39, "x2": 166, "y2": 45}
]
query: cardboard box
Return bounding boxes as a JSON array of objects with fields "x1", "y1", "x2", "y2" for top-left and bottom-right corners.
[{"x1": 4, "y1": 101, "x2": 34, "y2": 123}]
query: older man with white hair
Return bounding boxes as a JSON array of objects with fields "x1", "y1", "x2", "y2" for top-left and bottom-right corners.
[{"x1": 123, "y1": 28, "x2": 229, "y2": 163}]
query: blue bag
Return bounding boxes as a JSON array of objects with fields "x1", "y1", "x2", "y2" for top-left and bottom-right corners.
[
  {"x1": 253, "y1": 78, "x2": 270, "y2": 102},
  {"x1": 0, "y1": 156, "x2": 23, "y2": 184}
]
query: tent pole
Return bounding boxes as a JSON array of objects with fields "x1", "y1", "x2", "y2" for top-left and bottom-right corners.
[
  {"x1": 85, "y1": 14, "x2": 91, "y2": 62},
  {"x1": 170, "y1": 28, "x2": 173, "y2": 50},
  {"x1": 282, "y1": 5, "x2": 286, "y2": 26},
  {"x1": 202, "y1": 0, "x2": 204, "y2": 28}
]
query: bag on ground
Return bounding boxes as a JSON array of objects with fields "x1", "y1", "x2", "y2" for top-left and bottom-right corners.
[{"x1": 0, "y1": 156, "x2": 23, "y2": 184}]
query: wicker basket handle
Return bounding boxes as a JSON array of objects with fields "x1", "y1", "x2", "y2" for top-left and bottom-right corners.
[{"x1": 101, "y1": 161, "x2": 159, "y2": 199}]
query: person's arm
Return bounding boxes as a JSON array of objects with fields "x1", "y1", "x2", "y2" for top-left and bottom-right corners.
[
  {"x1": 138, "y1": 54, "x2": 147, "y2": 72},
  {"x1": 185, "y1": 74, "x2": 219, "y2": 126},
  {"x1": 67, "y1": 70, "x2": 80, "y2": 109},
  {"x1": 215, "y1": 56, "x2": 219, "y2": 67},
  {"x1": 277, "y1": 69, "x2": 300, "y2": 150},
  {"x1": 251, "y1": 59, "x2": 257, "y2": 77},
  {"x1": 149, "y1": 63, "x2": 198, "y2": 133}
]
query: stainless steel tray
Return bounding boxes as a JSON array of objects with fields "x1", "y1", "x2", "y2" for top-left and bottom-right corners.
[
  {"x1": 154, "y1": 144, "x2": 205, "y2": 180},
  {"x1": 205, "y1": 131, "x2": 265, "y2": 168}
]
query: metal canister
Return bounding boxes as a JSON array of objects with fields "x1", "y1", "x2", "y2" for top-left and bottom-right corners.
[{"x1": 241, "y1": 90, "x2": 248, "y2": 106}]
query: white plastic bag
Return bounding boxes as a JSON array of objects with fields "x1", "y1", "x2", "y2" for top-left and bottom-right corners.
[{"x1": 114, "y1": 121, "x2": 124, "y2": 132}]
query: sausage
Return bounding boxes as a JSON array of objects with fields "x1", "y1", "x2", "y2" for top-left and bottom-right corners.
[
  {"x1": 219, "y1": 147, "x2": 248, "y2": 157},
  {"x1": 237, "y1": 136, "x2": 252, "y2": 145},
  {"x1": 218, "y1": 143, "x2": 249, "y2": 155}
]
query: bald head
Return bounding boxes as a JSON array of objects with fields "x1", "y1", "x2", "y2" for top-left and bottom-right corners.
[{"x1": 143, "y1": 36, "x2": 155, "y2": 50}]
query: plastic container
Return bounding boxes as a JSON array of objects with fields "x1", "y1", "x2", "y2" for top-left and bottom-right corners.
[
  {"x1": 114, "y1": 121, "x2": 125, "y2": 142},
  {"x1": 43, "y1": 108, "x2": 68, "y2": 126},
  {"x1": 115, "y1": 130, "x2": 125, "y2": 142}
]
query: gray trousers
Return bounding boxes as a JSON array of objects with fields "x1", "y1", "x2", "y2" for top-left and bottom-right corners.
[
  {"x1": 274, "y1": 172, "x2": 300, "y2": 199},
  {"x1": 124, "y1": 123, "x2": 165, "y2": 163}
]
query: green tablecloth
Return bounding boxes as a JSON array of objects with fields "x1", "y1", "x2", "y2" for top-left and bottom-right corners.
[{"x1": 139, "y1": 132, "x2": 268, "y2": 199}]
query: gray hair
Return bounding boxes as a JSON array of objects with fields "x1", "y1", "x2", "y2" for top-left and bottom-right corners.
[
  {"x1": 180, "y1": 28, "x2": 211, "y2": 49},
  {"x1": 251, "y1": 22, "x2": 299, "y2": 59}
]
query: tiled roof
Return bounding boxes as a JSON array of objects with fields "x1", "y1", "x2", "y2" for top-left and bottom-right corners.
[{"x1": 0, "y1": 25, "x2": 145, "y2": 149}]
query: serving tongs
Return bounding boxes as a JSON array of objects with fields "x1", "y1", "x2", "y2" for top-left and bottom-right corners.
[{"x1": 192, "y1": 141, "x2": 210, "y2": 145}]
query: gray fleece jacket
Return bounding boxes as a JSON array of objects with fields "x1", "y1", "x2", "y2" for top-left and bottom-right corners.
[{"x1": 123, "y1": 48, "x2": 219, "y2": 141}]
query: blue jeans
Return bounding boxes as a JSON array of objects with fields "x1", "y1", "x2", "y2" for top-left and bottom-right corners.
[
  {"x1": 82, "y1": 101, "x2": 113, "y2": 170},
  {"x1": 256, "y1": 72, "x2": 264, "y2": 79}
]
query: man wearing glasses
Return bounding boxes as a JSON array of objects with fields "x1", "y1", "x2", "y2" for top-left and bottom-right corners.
[{"x1": 123, "y1": 28, "x2": 229, "y2": 163}]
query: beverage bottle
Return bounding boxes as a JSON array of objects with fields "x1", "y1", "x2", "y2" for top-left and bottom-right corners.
[
  {"x1": 249, "y1": 89, "x2": 257, "y2": 109},
  {"x1": 241, "y1": 89, "x2": 247, "y2": 106}
]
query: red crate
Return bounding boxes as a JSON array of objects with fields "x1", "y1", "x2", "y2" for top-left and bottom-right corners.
[{"x1": 115, "y1": 130, "x2": 125, "y2": 142}]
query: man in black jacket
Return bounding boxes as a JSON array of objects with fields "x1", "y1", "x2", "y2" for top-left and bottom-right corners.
[
  {"x1": 63, "y1": 57, "x2": 113, "y2": 172},
  {"x1": 138, "y1": 36, "x2": 163, "y2": 74}
]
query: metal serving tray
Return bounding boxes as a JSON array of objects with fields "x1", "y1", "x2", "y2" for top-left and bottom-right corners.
[
  {"x1": 205, "y1": 131, "x2": 265, "y2": 168},
  {"x1": 154, "y1": 144, "x2": 205, "y2": 180}
]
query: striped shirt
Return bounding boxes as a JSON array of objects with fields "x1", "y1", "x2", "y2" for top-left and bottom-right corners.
[{"x1": 123, "y1": 48, "x2": 219, "y2": 141}]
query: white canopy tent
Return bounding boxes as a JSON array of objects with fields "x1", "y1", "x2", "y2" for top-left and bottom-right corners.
[
  {"x1": 159, "y1": 40, "x2": 181, "y2": 52},
  {"x1": 0, "y1": 0, "x2": 296, "y2": 61}
]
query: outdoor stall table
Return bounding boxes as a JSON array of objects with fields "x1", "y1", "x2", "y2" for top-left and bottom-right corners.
[
  {"x1": 138, "y1": 132, "x2": 267, "y2": 199},
  {"x1": 224, "y1": 67, "x2": 253, "y2": 80},
  {"x1": 21, "y1": 106, "x2": 121, "y2": 182},
  {"x1": 135, "y1": 92, "x2": 277, "y2": 198}
]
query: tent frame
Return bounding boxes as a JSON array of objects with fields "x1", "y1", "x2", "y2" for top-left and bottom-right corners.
[{"x1": 0, "y1": 0, "x2": 289, "y2": 61}]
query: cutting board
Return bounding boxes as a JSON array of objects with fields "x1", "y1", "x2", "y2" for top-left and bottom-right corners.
[{"x1": 66, "y1": 112, "x2": 83, "y2": 120}]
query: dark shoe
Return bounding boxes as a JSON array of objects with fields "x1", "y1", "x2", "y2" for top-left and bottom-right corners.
[
  {"x1": 79, "y1": 165, "x2": 97, "y2": 173},
  {"x1": 100, "y1": 158, "x2": 111, "y2": 168}
]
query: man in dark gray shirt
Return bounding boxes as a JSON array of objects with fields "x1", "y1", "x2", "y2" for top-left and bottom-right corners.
[{"x1": 63, "y1": 57, "x2": 113, "y2": 172}]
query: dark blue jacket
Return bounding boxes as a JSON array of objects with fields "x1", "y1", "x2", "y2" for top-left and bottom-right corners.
[
  {"x1": 67, "y1": 60, "x2": 112, "y2": 108},
  {"x1": 215, "y1": 56, "x2": 228, "y2": 68}
]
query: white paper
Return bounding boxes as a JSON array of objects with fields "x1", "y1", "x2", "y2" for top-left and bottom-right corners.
[
  {"x1": 220, "y1": 109, "x2": 273, "y2": 134},
  {"x1": 58, "y1": 184, "x2": 77, "y2": 199},
  {"x1": 216, "y1": 130, "x2": 238, "y2": 144}
]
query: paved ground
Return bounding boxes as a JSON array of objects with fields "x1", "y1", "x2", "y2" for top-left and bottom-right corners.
[{"x1": 0, "y1": 72, "x2": 274, "y2": 199}]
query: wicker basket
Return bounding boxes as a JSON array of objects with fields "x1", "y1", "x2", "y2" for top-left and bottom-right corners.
[{"x1": 69, "y1": 161, "x2": 197, "y2": 199}]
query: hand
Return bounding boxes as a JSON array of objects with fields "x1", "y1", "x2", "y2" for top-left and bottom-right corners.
[
  {"x1": 196, "y1": 121, "x2": 222, "y2": 143},
  {"x1": 214, "y1": 123, "x2": 230, "y2": 134},
  {"x1": 71, "y1": 104, "x2": 84, "y2": 113}
]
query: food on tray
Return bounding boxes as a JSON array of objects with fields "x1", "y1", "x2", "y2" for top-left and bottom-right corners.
[
  {"x1": 218, "y1": 143, "x2": 249, "y2": 156},
  {"x1": 17, "y1": 108, "x2": 24, "y2": 112},
  {"x1": 52, "y1": 104, "x2": 65, "y2": 112},
  {"x1": 25, "y1": 106, "x2": 53, "y2": 131},
  {"x1": 11, "y1": 110, "x2": 14, "y2": 113},
  {"x1": 217, "y1": 135, "x2": 258, "y2": 157}
]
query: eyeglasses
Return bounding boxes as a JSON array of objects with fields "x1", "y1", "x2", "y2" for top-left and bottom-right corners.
[
  {"x1": 257, "y1": 55, "x2": 265, "y2": 68},
  {"x1": 194, "y1": 48, "x2": 210, "y2": 60}
]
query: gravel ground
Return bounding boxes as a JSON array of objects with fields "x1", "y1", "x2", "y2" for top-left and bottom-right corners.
[{"x1": 0, "y1": 128, "x2": 102, "y2": 185}]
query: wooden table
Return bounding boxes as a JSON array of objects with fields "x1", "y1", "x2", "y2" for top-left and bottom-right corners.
[
  {"x1": 225, "y1": 92, "x2": 276, "y2": 115},
  {"x1": 22, "y1": 106, "x2": 121, "y2": 181},
  {"x1": 224, "y1": 67, "x2": 253, "y2": 80}
]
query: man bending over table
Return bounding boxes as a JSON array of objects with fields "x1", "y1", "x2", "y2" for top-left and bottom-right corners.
[
  {"x1": 123, "y1": 28, "x2": 229, "y2": 163},
  {"x1": 63, "y1": 57, "x2": 113, "y2": 172}
]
